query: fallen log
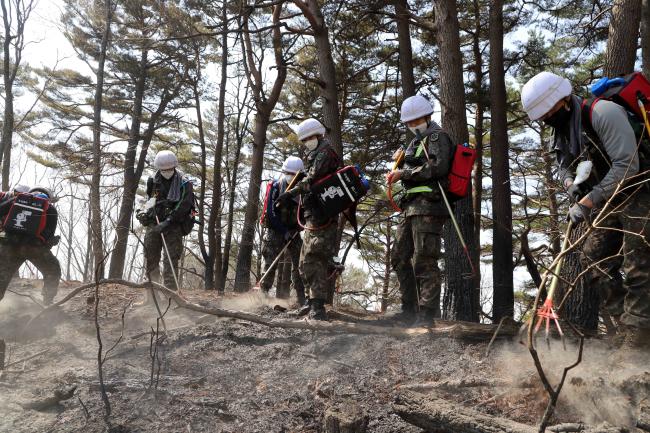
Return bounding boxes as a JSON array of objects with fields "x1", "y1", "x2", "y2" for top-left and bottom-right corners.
[
  {"x1": 393, "y1": 391, "x2": 627, "y2": 433},
  {"x1": 26, "y1": 279, "x2": 517, "y2": 339},
  {"x1": 19, "y1": 385, "x2": 77, "y2": 411},
  {"x1": 398, "y1": 377, "x2": 535, "y2": 391}
]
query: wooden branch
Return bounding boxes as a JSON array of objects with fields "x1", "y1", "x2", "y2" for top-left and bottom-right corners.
[
  {"x1": 26, "y1": 280, "x2": 517, "y2": 339},
  {"x1": 394, "y1": 390, "x2": 537, "y2": 433},
  {"x1": 393, "y1": 391, "x2": 622, "y2": 433}
]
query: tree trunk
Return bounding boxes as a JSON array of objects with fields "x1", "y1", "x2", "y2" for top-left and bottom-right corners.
[
  {"x1": 90, "y1": 0, "x2": 112, "y2": 279},
  {"x1": 194, "y1": 68, "x2": 210, "y2": 288},
  {"x1": 0, "y1": 0, "x2": 14, "y2": 189},
  {"x1": 206, "y1": 2, "x2": 228, "y2": 291},
  {"x1": 604, "y1": 0, "x2": 642, "y2": 77},
  {"x1": 381, "y1": 217, "x2": 392, "y2": 312},
  {"x1": 108, "y1": 48, "x2": 148, "y2": 279},
  {"x1": 643, "y1": 0, "x2": 650, "y2": 77},
  {"x1": 471, "y1": 0, "x2": 485, "y2": 304},
  {"x1": 221, "y1": 110, "x2": 244, "y2": 290},
  {"x1": 434, "y1": 0, "x2": 479, "y2": 322},
  {"x1": 233, "y1": 109, "x2": 271, "y2": 291},
  {"x1": 233, "y1": 5, "x2": 286, "y2": 292},
  {"x1": 395, "y1": 0, "x2": 416, "y2": 98},
  {"x1": 295, "y1": 0, "x2": 343, "y2": 155},
  {"x1": 489, "y1": 0, "x2": 513, "y2": 321}
]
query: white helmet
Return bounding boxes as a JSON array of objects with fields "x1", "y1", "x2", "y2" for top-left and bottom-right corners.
[
  {"x1": 521, "y1": 71, "x2": 572, "y2": 121},
  {"x1": 282, "y1": 156, "x2": 304, "y2": 174},
  {"x1": 13, "y1": 184, "x2": 30, "y2": 193},
  {"x1": 29, "y1": 186, "x2": 53, "y2": 198},
  {"x1": 154, "y1": 150, "x2": 178, "y2": 170},
  {"x1": 400, "y1": 95, "x2": 434, "y2": 123},
  {"x1": 296, "y1": 118, "x2": 326, "y2": 141}
]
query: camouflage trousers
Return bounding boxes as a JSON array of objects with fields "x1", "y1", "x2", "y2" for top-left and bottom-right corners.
[
  {"x1": 299, "y1": 221, "x2": 338, "y2": 301},
  {"x1": 581, "y1": 186, "x2": 650, "y2": 328},
  {"x1": 261, "y1": 230, "x2": 305, "y2": 300},
  {"x1": 0, "y1": 242, "x2": 61, "y2": 303},
  {"x1": 144, "y1": 223, "x2": 184, "y2": 291},
  {"x1": 391, "y1": 214, "x2": 446, "y2": 314}
]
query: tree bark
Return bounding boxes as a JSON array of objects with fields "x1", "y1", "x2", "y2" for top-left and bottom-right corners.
[
  {"x1": 489, "y1": 0, "x2": 514, "y2": 321},
  {"x1": 233, "y1": 5, "x2": 286, "y2": 292},
  {"x1": 394, "y1": 0, "x2": 416, "y2": 98},
  {"x1": 293, "y1": 0, "x2": 342, "y2": 155},
  {"x1": 205, "y1": 2, "x2": 228, "y2": 291},
  {"x1": 642, "y1": 0, "x2": 650, "y2": 77},
  {"x1": 604, "y1": 0, "x2": 642, "y2": 77},
  {"x1": 90, "y1": 0, "x2": 112, "y2": 279},
  {"x1": 434, "y1": 0, "x2": 479, "y2": 322},
  {"x1": 108, "y1": 47, "x2": 148, "y2": 279},
  {"x1": 0, "y1": 0, "x2": 15, "y2": 189}
]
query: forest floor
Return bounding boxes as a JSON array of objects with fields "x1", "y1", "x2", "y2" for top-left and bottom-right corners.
[{"x1": 0, "y1": 279, "x2": 648, "y2": 433}]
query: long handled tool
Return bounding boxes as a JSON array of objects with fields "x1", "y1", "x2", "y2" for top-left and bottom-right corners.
[
  {"x1": 529, "y1": 160, "x2": 593, "y2": 347},
  {"x1": 437, "y1": 181, "x2": 476, "y2": 278},
  {"x1": 253, "y1": 231, "x2": 299, "y2": 291},
  {"x1": 155, "y1": 214, "x2": 182, "y2": 296},
  {"x1": 387, "y1": 148, "x2": 405, "y2": 213}
]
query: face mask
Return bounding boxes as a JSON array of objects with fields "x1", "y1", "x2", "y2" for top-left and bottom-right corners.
[
  {"x1": 160, "y1": 169, "x2": 175, "y2": 180},
  {"x1": 304, "y1": 138, "x2": 319, "y2": 151},
  {"x1": 408, "y1": 121, "x2": 428, "y2": 136},
  {"x1": 543, "y1": 104, "x2": 572, "y2": 129}
]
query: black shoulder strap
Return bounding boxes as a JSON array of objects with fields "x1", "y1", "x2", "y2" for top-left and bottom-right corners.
[
  {"x1": 146, "y1": 177, "x2": 154, "y2": 197},
  {"x1": 580, "y1": 97, "x2": 600, "y2": 141}
]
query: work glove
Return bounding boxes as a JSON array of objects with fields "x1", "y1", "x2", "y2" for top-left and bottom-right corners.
[
  {"x1": 274, "y1": 191, "x2": 293, "y2": 210},
  {"x1": 46, "y1": 235, "x2": 60, "y2": 248},
  {"x1": 152, "y1": 219, "x2": 171, "y2": 233},
  {"x1": 568, "y1": 203, "x2": 591, "y2": 225},
  {"x1": 567, "y1": 183, "x2": 586, "y2": 203}
]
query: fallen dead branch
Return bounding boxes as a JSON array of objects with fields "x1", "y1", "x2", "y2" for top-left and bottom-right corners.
[
  {"x1": 3, "y1": 348, "x2": 50, "y2": 369},
  {"x1": 398, "y1": 377, "x2": 535, "y2": 391},
  {"x1": 27, "y1": 279, "x2": 518, "y2": 339},
  {"x1": 393, "y1": 391, "x2": 627, "y2": 433},
  {"x1": 19, "y1": 385, "x2": 77, "y2": 411}
]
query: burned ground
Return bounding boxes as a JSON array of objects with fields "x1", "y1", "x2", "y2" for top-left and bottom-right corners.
[{"x1": 0, "y1": 280, "x2": 647, "y2": 433}]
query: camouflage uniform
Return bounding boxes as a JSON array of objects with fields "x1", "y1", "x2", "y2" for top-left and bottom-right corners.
[
  {"x1": 0, "y1": 192, "x2": 61, "y2": 304},
  {"x1": 140, "y1": 171, "x2": 194, "y2": 290},
  {"x1": 288, "y1": 137, "x2": 341, "y2": 302},
  {"x1": 391, "y1": 125, "x2": 453, "y2": 316},
  {"x1": 558, "y1": 97, "x2": 650, "y2": 329},
  {"x1": 260, "y1": 177, "x2": 305, "y2": 301}
]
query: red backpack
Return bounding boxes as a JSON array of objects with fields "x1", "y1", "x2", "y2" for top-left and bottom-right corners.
[
  {"x1": 2, "y1": 193, "x2": 50, "y2": 242},
  {"x1": 447, "y1": 143, "x2": 477, "y2": 199}
]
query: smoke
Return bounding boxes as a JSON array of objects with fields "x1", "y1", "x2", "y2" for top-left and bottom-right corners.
[
  {"x1": 218, "y1": 290, "x2": 292, "y2": 312},
  {"x1": 492, "y1": 338, "x2": 648, "y2": 427}
]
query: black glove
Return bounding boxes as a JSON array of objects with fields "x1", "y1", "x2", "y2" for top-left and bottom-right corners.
[
  {"x1": 568, "y1": 203, "x2": 591, "y2": 225},
  {"x1": 46, "y1": 235, "x2": 60, "y2": 248},
  {"x1": 275, "y1": 191, "x2": 293, "y2": 209},
  {"x1": 567, "y1": 183, "x2": 586, "y2": 203},
  {"x1": 152, "y1": 219, "x2": 171, "y2": 233}
]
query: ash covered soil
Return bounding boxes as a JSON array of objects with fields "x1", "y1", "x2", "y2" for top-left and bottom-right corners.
[{"x1": 0, "y1": 279, "x2": 648, "y2": 433}]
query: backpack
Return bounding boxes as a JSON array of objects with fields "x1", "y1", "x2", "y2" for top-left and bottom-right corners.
[
  {"x1": 179, "y1": 179, "x2": 197, "y2": 236},
  {"x1": 2, "y1": 193, "x2": 50, "y2": 242},
  {"x1": 260, "y1": 180, "x2": 288, "y2": 233},
  {"x1": 581, "y1": 72, "x2": 650, "y2": 172},
  {"x1": 310, "y1": 165, "x2": 370, "y2": 219},
  {"x1": 447, "y1": 143, "x2": 477, "y2": 200}
]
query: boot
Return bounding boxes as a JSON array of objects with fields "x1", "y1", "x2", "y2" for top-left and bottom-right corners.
[
  {"x1": 308, "y1": 298, "x2": 328, "y2": 321},
  {"x1": 297, "y1": 298, "x2": 311, "y2": 316},
  {"x1": 384, "y1": 305, "x2": 416, "y2": 325},
  {"x1": 412, "y1": 307, "x2": 435, "y2": 328},
  {"x1": 623, "y1": 327, "x2": 650, "y2": 350},
  {"x1": 296, "y1": 289, "x2": 306, "y2": 307}
]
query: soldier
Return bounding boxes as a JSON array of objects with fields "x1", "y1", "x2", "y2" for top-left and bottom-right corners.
[
  {"x1": 0, "y1": 186, "x2": 61, "y2": 305},
  {"x1": 137, "y1": 150, "x2": 194, "y2": 296},
  {"x1": 521, "y1": 71, "x2": 650, "y2": 347},
  {"x1": 260, "y1": 156, "x2": 306, "y2": 305},
  {"x1": 386, "y1": 95, "x2": 454, "y2": 327},
  {"x1": 277, "y1": 119, "x2": 342, "y2": 320}
]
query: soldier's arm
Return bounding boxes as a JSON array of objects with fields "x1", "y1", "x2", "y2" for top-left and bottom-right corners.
[
  {"x1": 290, "y1": 150, "x2": 334, "y2": 196},
  {"x1": 589, "y1": 100, "x2": 639, "y2": 205},
  {"x1": 42, "y1": 205, "x2": 58, "y2": 241},
  {"x1": 168, "y1": 181, "x2": 194, "y2": 223},
  {"x1": 401, "y1": 134, "x2": 454, "y2": 182}
]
